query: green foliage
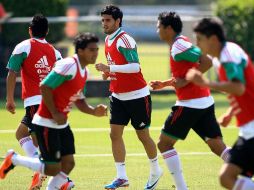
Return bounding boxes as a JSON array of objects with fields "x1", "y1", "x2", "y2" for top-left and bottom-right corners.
[
  {"x1": 1, "y1": 0, "x2": 69, "y2": 45},
  {"x1": 215, "y1": 0, "x2": 254, "y2": 59}
]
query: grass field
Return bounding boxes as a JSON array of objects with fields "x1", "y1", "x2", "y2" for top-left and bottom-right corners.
[{"x1": 0, "y1": 93, "x2": 238, "y2": 190}]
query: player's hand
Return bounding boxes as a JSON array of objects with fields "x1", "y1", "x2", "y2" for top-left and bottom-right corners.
[
  {"x1": 186, "y1": 68, "x2": 209, "y2": 87},
  {"x1": 218, "y1": 113, "x2": 232, "y2": 128},
  {"x1": 102, "y1": 72, "x2": 109, "y2": 80},
  {"x1": 149, "y1": 80, "x2": 165, "y2": 90},
  {"x1": 95, "y1": 63, "x2": 110, "y2": 73},
  {"x1": 94, "y1": 104, "x2": 108, "y2": 117},
  {"x1": 52, "y1": 112, "x2": 67, "y2": 125},
  {"x1": 6, "y1": 101, "x2": 16, "y2": 114}
]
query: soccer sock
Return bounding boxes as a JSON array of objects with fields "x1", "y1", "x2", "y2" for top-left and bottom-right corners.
[
  {"x1": 46, "y1": 171, "x2": 69, "y2": 190},
  {"x1": 115, "y1": 162, "x2": 128, "y2": 180},
  {"x1": 232, "y1": 177, "x2": 254, "y2": 190},
  {"x1": 220, "y1": 147, "x2": 231, "y2": 162},
  {"x1": 149, "y1": 156, "x2": 161, "y2": 175},
  {"x1": 162, "y1": 149, "x2": 188, "y2": 190},
  {"x1": 19, "y1": 136, "x2": 38, "y2": 158},
  {"x1": 11, "y1": 154, "x2": 44, "y2": 173}
]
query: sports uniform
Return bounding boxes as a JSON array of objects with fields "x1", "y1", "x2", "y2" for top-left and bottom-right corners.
[
  {"x1": 7, "y1": 38, "x2": 62, "y2": 132},
  {"x1": 162, "y1": 35, "x2": 222, "y2": 140},
  {"x1": 215, "y1": 42, "x2": 254, "y2": 177},
  {"x1": 32, "y1": 54, "x2": 87, "y2": 163},
  {"x1": 105, "y1": 28, "x2": 151, "y2": 130}
]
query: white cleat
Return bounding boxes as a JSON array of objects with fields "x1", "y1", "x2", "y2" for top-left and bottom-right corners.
[{"x1": 144, "y1": 169, "x2": 163, "y2": 190}]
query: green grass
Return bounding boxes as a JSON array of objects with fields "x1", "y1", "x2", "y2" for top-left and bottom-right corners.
[{"x1": 0, "y1": 93, "x2": 238, "y2": 190}]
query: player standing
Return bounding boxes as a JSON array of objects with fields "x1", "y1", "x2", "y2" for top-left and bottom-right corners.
[
  {"x1": 187, "y1": 17, "x2": 254, "y2": 190},
  {"x1": 5, "y1": 14, "x2": 61, "y2": 189},
  {"x1": 96, "y1": 5, "x2": 162, "y2": 190},
  {"x1": 150, "y1": 12, "x2": 231, "y2": 190},
  {"x1": 0, "y1": 33, "x2": 108, "y2": 190}
]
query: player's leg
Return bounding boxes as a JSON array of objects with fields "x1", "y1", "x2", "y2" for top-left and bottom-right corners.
[
  {"x1": 105, "y1": 96, "x2": 129, "y2": 189},
  {"x1": 220, "y1": 137, "x2": 254, "y2": 189},
  {"x1": 193, "y1": 104, "x2": 231, "y2": 162},
  {"x1": 157, "y1": 106, "x2": 192, "y2": 190},
  {"x1": 17, "y1": 105, "x2": 39, "y2": 158},
  {"x1": 129, "y1": 95, "x2": 162, "y2": 189},
  {"x1": 219, "y1": 163, "x2": 242, "y2": 189}
]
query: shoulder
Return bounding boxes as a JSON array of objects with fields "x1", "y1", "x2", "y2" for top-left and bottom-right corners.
[
  {"x1": 171, "y1": 36, "x2": 193, "y2": 56},
  {"x1": 12, "y1": 39, "x2": 31, "y2": 55},
  {"x1": 53, "y1": 57, "x2": 77, "y2": 76},
  {"x1": 117, "y1": 32, "x2": 137, "y2": 49},
  {"x1": 220, "y1": 42, "x2": 248, "y2": 64}
]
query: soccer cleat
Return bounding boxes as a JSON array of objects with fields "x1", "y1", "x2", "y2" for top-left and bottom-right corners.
[
  {"x1": 29, "y1": 172, "x2": 47, "y2": 190},
  {"x1": 144, "y1": 169, "x2": 163, "y2": 190},
  {"x1": 0, "y1": 149, "x2": 15, "y2": 179},
  {"x1": 60, "y1": 178, "x2": 75, "y2": 190},
  {"x1": 104, "y1": 178, "x2": 129, "y2": 189}
]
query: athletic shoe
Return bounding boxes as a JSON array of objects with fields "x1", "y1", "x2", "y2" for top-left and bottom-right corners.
[
  {"x1": 144, "y1": 169, "x2": 163, "y2": 190},
  {"x1": 104, "y1": 178, "x2": 129, "y2": 189},
  {"x1": 29, "y1": 172, "x2": 47, "y2": 190},
  {"x1": 0, "y1": 149, "x2": 15, "y2": 179},
  {"x1": 60, "y1": 178, "x2": 75, "y2": 190}
]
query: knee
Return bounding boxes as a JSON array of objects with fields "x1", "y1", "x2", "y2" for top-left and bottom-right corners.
[
  {"x1": 110, "y1": 132, "x2": 121, "y2": 142},
  {"x1": 157, "y1": 139, "x2": 173, "y2": 153},
  {"x1": 45, "y1": 164, "x2": 61, "y2": 176},
  {"x1": 219, "y1": 172, "x2": 228, "y2": 188}
]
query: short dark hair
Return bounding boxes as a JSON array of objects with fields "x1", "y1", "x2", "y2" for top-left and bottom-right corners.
[
  {"x1": 73, "y1": 32, "x2": 99, "y2": 53},
  {"x1": 193, "y1": 18, "x2": 226, "y2": 42},
  {"x1": 29, "y1": 14, "x2": 48, "y2": 38},
  {"x1": 158, "y1": 12, "x2": 182, "y2": 34},
  {"x1": 100, "y1": 5, "x2": 123, "y2": 27}
]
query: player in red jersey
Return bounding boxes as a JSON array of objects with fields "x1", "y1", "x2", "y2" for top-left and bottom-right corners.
[
  {"x1": 5, "y1": 14, "x2": 62, "y2": 189},
  {"x1": 150, "y1": 12, "x2": 230, "y2": 190},
  {"x1": 0, "y1": 33, "x2": 107, "y2": 190},
  {"x1": 187, "y1": 17, "x2": 254, "y2": 190},
  {"x1": 96, "y1": 5, "x2": 162, "y2": 190}
]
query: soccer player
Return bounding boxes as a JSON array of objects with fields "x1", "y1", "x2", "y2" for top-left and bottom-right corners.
[
  {"x1": 150, "y1": 12, "x2": 231, "y2": 190},
  {"x1": 5, "y1": 14, "x2": 62, "y2": 189},
  {"x1": 0, "y1": 33, "x2": 108, "y2": 190},
  {"x1": 187, "y1": 17, "x2": 254, "y2": 190},
  {"x1": 95, "y1": 5, "x2": 162, "y2": 190}
]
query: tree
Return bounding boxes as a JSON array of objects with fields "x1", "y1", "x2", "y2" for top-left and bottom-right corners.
[{"x1": 215, "y1": 0, "x2": 254, "y2": 59}]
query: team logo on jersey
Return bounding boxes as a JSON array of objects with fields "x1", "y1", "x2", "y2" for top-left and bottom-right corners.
[
  {"x1": 35, "y1": 56, "x2": 52, "y2": 81},
  {"x1": 106, "y1": 53, "x2": 117, "y2": 80}
]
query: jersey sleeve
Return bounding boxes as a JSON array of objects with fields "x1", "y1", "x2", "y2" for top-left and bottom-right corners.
[
  {"x1": 54, "y1": 49, "x2": 62, "y2": 61},
  {"x1": 6, "y1": 40, "x2": 31, "y2": 72},
  {"x1": 117, "y1": 34, "x2": 139, "y2": 63},
  {"x1": 171, "y1": 39, "x2": 201, "y2": 63},
  {"x1": 221, "y1": 61, "x2": 246, "y2": 84},
  {"x1": 41, "y1": 58, "x2": 76, "y2": 89}
]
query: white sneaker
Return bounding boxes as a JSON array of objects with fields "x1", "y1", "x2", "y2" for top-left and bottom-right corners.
[{"x1": 144, "y1": 169, "x2": 163, "y2": 190}]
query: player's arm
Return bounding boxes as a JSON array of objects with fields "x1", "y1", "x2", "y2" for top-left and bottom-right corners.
[
  {"x1": 6, "y1": 52, "x2": 27, "y2": 114},
  {"x1": 186, "y1": 62, "x2": 246, "y2": 96},
  {"x1": 40, "y1": 70, "x2": 72, "y2": 124},
  {"x1": 75, "y1": 98, "x2": 107, "y2": 117}
]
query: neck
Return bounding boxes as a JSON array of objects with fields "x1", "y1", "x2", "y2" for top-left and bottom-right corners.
[{"x1": 167, "y1": 33, "x2": 178, "y2": 47}]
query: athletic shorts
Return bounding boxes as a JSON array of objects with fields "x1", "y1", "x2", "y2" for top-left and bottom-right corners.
[
  {"x1": 109, "y1": 95, "x2": 151, "y2": 130},
  {"x1": 21, "y1": 105, "x2": 39, "y2": 133},
  {"x1": 228, "y1": 137, "x2": 254, "y2": 177},
  {"x1": 162, "y1": 105, "x2": 222, "y2": 141},
  {"x1": 34, "y1": 125, "x2": 75, "y2": 163}
]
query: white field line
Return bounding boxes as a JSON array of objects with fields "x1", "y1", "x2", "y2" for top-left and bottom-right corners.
[
  {"x1": 0, "y1": 152, "x2": 213, "y2": 159},
  {"x1": 0, "y1": 126, "x2": 237, "y2": 134},
  {"x1": 75, "y1": 152, "x2": 213, "y2": 158}
]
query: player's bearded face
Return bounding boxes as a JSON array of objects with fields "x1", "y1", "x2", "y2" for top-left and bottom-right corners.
[{"x1": 101, "y1": 14, "x2": 118, "y2": 35}]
